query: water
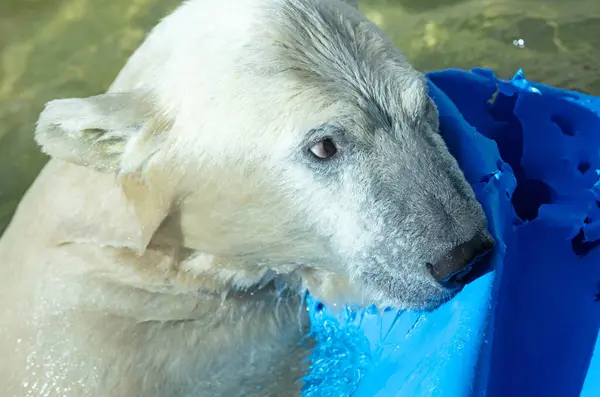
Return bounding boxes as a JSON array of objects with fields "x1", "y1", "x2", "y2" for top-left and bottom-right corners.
[{"x1": 1, "y1": 0, "x2": 599, "y2": 235}]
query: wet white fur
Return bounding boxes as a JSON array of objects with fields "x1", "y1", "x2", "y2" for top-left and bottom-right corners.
[{"x1": 0, "y1": 0, "x2": 488, "y2": 396}]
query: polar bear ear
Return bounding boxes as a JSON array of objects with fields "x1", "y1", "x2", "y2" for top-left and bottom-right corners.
[
  {"x1": 34, "y1": 90, "x2": 169, "y2": 174},
  {"x1": 35, "y1": 91, "x2": 178, "y2": 252}
]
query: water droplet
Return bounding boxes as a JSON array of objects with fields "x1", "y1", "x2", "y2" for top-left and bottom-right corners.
[{"x1": 512, "y1": 38, "x2": 525, "y2": 48}]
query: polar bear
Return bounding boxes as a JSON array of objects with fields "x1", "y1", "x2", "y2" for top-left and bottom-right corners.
[{"x1": 0, "y1": 0, "x2": 494, "y2": 396}]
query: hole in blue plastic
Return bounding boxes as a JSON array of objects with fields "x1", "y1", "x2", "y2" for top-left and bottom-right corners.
[
  {"x1": 511, "y1": 178, "x2": 554, "y2": 221},
  {"x1": 315, "y1": 302, "x2": 324, "y2": 311},
  {"x1": 552, "y1": 114, "x2": 576, "y2": 136},
  {"x1": 487, "y1": 92, "x2": 518, "y2": 122},
  {"x1": 571, "y1": 229, "x2": 600, "y2": 256},
  {"x1": 578, "y1": 161, "x2": 591, "y2": 174}
]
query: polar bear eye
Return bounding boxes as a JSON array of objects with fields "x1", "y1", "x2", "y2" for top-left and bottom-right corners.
[{"x1": 309, "y1": 139, "x2": 338, "y2": 159}]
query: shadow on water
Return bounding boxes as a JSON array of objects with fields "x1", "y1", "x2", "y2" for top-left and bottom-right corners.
[{"x1": 1, "y1": 0, "x2": 600, "y2": 235}]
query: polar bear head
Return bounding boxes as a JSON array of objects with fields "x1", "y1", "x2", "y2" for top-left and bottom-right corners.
[{"x1": 34, "y1": 0, "x2": 493, "y2": 311}]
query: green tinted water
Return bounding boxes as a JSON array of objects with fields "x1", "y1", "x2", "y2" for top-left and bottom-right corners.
[{"x1": 1, "y1": 0, "x2": 599, "y2": 235}]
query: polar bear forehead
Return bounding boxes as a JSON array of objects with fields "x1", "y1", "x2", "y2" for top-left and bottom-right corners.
[{"x1": 242, "y1": 0, "x2": 431, "y2": 132}]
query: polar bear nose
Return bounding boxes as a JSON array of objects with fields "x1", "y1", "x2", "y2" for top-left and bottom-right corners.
[{"x1": 427, "y1": 232, "x2": 495, "y2": 287}]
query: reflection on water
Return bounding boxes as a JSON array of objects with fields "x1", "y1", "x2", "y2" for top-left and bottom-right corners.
[{"x1": 1, "y1": 0, "x2": 599, "y2": 234}]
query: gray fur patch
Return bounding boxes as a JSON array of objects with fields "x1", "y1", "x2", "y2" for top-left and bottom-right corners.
[
  {"x1": 246, "y1": 0, "x2": 429, "y2": 136},
  {"x1": 242, "y1": 0, "x2": 490, "y2": 310}
]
